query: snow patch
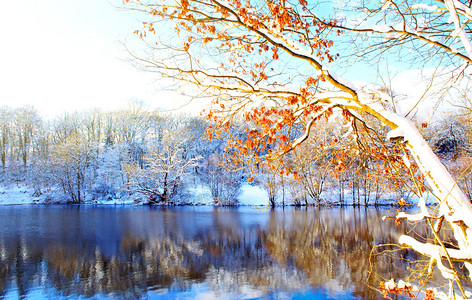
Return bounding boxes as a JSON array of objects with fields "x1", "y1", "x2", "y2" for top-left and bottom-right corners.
[
  {"x1": 0, "y1": 185, "x2": 37, "y2": 205},
  {"x1": 369, "y1": 24, "x2": 393, "y2": 33},
  {"x1": 411, "y1": 4, "x2": 440, "y2": 12},
  {"x1": 239, "y1": 185, "x2": 268, "y2": 206},
  {"x1": 387, "y1": 127, "x2": 407, "y2": 142}
]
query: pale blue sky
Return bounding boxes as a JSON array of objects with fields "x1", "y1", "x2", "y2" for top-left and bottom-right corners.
[
  {"x1": 0, "y1": 0, "x2": 450, "y2": 119},
  {"x1": 0, "y1": 0, "x2": 187, "y2": 116}
]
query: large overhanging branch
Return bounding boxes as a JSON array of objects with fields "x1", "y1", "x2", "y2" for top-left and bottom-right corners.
[
  {"x1": 124, "y1": 0, "x2": 472, "y2": 296},
  {"x1": 399, "y1": 235, "x2": 472, "y2": 264}
]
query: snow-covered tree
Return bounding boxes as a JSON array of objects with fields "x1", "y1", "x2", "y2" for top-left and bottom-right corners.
[
  {"x1": 92, "y1": 145, "x2": 124, "y2": 200},
  {"x1": 431, "y1": 118, "x2": 469, "y2": 158},
  {"x1": 47, "y1": 133, "x2": 98, "y2": 204},
  {"x1": 200, "y1": 153, "x2": 242, "y2": 205},
  {"x1": 124, "y1": 126, "x2": 201, "y2": 204},
  {"x1": 114, "y1": 101, "x2": 150, "y2": 145},
  {"x1": 0, "y1": 107, "x2": 12, "y2": 173},
  {"x1": 12, "y1": 106, "x2": 41, "y2": 172},
  {"x1": 124, "y1": 0, "x2": 472, "y2": 297}
]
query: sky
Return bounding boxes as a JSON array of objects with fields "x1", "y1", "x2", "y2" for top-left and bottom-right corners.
[
  {"x1": 0, "y1": 0, "x2": 189, "y2": 117},
  {"x1": 0, "y1": 0, "x2": 454, "y2": 120}
]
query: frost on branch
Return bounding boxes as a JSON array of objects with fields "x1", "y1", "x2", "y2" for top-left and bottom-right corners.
[{"x1": 124, "y1": 127, "x2": 202, "y2": 205}]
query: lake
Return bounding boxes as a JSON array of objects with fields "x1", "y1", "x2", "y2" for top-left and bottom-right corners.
[{"x1": 0, "y1": 205, "x2": 418, "y2": 299}]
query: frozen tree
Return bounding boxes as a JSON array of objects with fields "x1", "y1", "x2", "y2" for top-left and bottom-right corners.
[
  {"x1": 114, "y1": 101, "x2": 150, "y2": 145},
  {"x1": 124, "y1": 126, "x2": 201, "y2": 204},
  {"x1": 281, "y1": 120, "x2": 342, "y2": 206},
  {"x1": 430, "y1": 118, "x2": 469, "y2": 158},
  {"x1": 103, "y1": 113, "x2": 116, "y2": 147},
  {"x1": 27, "y1": 123, "x2": 51, "y2": 195},
  {"x1": 123, "y1": 0, "x2": 472, "y2": 297},
  {"x1": 286, "y1": 143, "x2": 332, "y2": 206},
  {"x1": 11, "y1": 106, "x2": 41, "y2": 173},
  {"x1": 47, "y1": 134, "x2": 98, "y2": 204},
  {"x1": 91, "y1": 145, "x2": 124, "y2": 200},
  {"x1": 83, "y1": 109, "x2": 104, "y2": 145},
  {"x1": 255, "y1": 163, "x2": 280, "y2": 207},
  {"x1": 50, "y1": 112, "x2": 79, "y2": 144},
  {"x1": 200, "y1": 154, "x2": 242, "y2": 205},
  {"x1": 0, "y1": 107, "x2": 11, "y2": 173},
  {"x1": 114, "y1": 102, "x2": 151, "y2": 172}
]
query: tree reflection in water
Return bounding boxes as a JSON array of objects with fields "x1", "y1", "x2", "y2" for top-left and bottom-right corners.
[{"x1": 0, "y1": 206, "x2": 439, "y2": 299}]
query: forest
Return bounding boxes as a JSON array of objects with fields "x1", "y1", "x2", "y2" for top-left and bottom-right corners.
[{"x1": 0, "y1": 103, "x2": 470, "y2": 207}]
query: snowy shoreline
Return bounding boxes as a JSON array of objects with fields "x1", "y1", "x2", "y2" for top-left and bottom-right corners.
[{"x1": 0, "y1": 183, "x2": 422, "y2": 208}]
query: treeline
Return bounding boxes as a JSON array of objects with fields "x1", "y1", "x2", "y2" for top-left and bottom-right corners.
[
  {"x1": 0, "y1": 103, "x2": 471, "y2": 205},
  {"x1": 0, "y1": 103, "x2": 243, "y2": 205}
]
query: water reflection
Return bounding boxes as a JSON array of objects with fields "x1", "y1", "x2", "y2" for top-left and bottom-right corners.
[{"x1": 0, "y1": 206, "x2": 416, "y2": 299}]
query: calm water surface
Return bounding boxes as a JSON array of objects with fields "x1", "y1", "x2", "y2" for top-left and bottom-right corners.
[{"x1": 0, "y1": 205, "x2": 415, "y2": 299}]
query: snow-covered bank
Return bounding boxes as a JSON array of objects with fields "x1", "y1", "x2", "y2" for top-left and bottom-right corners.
[
  {"x1": 0, "y1": 183, "x2": 268, "y2": 206},
  {"x1": 0, "y1": 183, "x2": 430, "y2": 207},
  {"x1": 0, "y1": 185, "x2": 39, "y2": 205}
]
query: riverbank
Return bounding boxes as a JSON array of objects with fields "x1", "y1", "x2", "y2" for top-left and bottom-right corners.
[
  {"x1": 0, "y1": 183, "x2": 269, "y2": 206},
  {"x1": 0, "y1": 183, "x2": 426, "y2": 207}
]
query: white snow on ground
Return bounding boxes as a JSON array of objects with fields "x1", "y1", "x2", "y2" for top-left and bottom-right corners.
[
  {"x1": 239, "y1": 184, "x2": 269, "y2": 206},
  {"x1": 187, "y1": 185, "x2": 214, "y2": 205},
  {"x1": 184, "y1": 184, "x2": 269, "y2": 206},
  {"x1": 90, "y1": 196, "x2": 136, "y2": 205},
  {"x1": 0, "y1": 182, "x2": 429, "y2": 207},
  {"x1": 0, "y1": 185, "x2": 38, "y2": 205}
]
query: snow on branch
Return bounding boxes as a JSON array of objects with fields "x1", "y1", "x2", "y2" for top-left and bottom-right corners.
[
  {"x1": 444, "y1": 0, "x2": 472, "y2": 59},
  {"x1": 399, "y1": 235, "x2": 472, "y2": 276},
  {"x1": 449, "y1": 0, "x2": 472, "y2": 20},
  {"x1": 410, "y1": 4, "x2": 440, "y2": 12},
  {"x1": 396, "y1": 197, "x2": 431, "y2": 221}
]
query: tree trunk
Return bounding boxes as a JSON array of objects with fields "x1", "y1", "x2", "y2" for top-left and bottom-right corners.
[{"x1": 386, "y1": 114, "x2": 472, "y2": 287}]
